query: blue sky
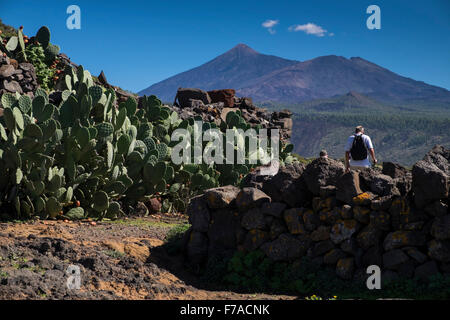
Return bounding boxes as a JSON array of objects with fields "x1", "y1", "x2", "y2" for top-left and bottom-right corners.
[{"x1": 1, "y1": 0, "x2": 449, "y2": 93}]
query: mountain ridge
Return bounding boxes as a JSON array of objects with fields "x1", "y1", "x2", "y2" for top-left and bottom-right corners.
[
  {"x1": 139, "y1": 44, "x2": 450, "y2": 106},
  {"x1": 139, "y1": 44, "x2": 298, "y2": 101}
]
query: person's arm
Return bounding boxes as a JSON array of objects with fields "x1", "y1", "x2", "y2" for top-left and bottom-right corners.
[
  {"x1": 344, "y1": 136, "x2": 352, "y2": 172},
  {"x1": 369, "y1": 148, "x2": 377, "y2": 165},
  {"x1": 365, "y1": 136, "x2": 377, "y2": 165},
  {"x1": 345, "y1": 151, "x2": 350, "y2": 172}
]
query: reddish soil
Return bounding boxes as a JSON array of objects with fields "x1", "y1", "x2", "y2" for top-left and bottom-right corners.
[{"x1": 0, "y1": 216, "x2": 298, "y2": 300}]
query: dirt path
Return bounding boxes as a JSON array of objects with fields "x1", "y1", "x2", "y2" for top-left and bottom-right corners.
[{"x1": 0, "y1": 215, "x2": 298, "y2": 300}]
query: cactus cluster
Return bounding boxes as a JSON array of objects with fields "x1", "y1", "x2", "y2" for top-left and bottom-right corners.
[
  {"x1": 0, "y1": 27, "x2": 26, "y2": 59},
  {"x1": 0, "y1": 65, "x2": 216, "y2": 218},
  {"x1": 0, "y1": 65, "x2": 296, "y2": 218},
  {"x1": 213, "y1": 110, "x2": 295, "y2": 186},
  {"x1": 0, "y1": 27, "x2": 296, "y2": 219},
  {"x1": 1, "y1": 26, "x2": 59, "y2": 64},
  {"x1": 0, "y1": 25, "x2": 62, "y2": 90},
  {"x1": 33, "y1": 26, "x2": 60, "y2": 62},
  {"x1": 120, "y1": 94, "x2": 223, "y2": 213},
  {"x1": 0, "y1": 68, "x2": 126, "y2": 219}
]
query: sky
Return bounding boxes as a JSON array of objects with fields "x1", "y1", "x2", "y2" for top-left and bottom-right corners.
[{"x1": 1, "y1": 0, "x2": 449, "y2": 93}]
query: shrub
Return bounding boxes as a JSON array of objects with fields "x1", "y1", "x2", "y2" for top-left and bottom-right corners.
[
  {"x1": 25, "y1": 45, "x2": 56, "y2": 90},
  {"x1": 164, "y1": 223, "x2": 190, "y2": 255},
  {"x1": 204, "y1": 249, "x2": 450, "y2": 299}
]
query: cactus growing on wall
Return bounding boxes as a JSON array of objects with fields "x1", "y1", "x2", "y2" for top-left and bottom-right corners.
[
  {"x1": 0, "y1": 27, "x2": 296, "y2": 218},
  {"x1": 0, "y1": 25, "x2": 62, "y2": 90}
]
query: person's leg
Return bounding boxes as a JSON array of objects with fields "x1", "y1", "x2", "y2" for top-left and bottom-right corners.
[{"x1": 350, "y1": 165, "x2": 369, "y2": 171}]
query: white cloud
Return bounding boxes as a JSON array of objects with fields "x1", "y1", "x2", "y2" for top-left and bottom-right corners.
[
  {"x1": 288, "y1": 23, "x2": 329, "y2": 37},
  {"x1": 262, "y1": 19, "x2": 279, "y2": 34},
  {"x1": 262, "y1": 19, "x2": 278, "y2": 28}
]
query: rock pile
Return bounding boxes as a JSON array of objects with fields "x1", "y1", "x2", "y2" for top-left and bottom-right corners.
[
  {"x1": 0, "y1": 50, "x2": 137, "y2": 108},
  {"x1": 412, "y1": 145, "x2": 449, "y2": 210},
  {"x1": 95, "y1": 70, "x2": 138, "y2": 104},
  {"x1": 0, "y1": 54, "x2": 38, "y2": 98},
  {"x1": 0, "y1": 59, "x2": 293, "y2": 143},
  {"x1": 167, "y1": 88, "x2": 293, "y2": 141},
  {"x1": 185, "y1": 145, "x2": 450, "y2": 282},
  {"x1": 54, "y1": 63, "x2": 137, "y2": 105},
  {"x1": 0, "y1": 51, "x2": 78, "y2": 103}
]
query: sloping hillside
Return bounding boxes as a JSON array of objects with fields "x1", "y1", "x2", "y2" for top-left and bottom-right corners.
[
  {"x1": 237, "y1": 55, "x2": 450, "y2": 104},
  {"x1": 261, "y1": 92, "x2": 450, "y2": 166},
  {"x1": 290, "y1": 112, "x2": 450, "y2": 166},
  {"x1": 140, "y1": 45, "x2": 450, "y2": 105},
  {"x1": 139, "y1": 44, "x2": 298, "y2": 102}
]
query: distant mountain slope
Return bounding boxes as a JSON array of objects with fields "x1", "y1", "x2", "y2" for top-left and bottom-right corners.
[
  {"x1": 262, "y1": 91, "x2": 423, "y2": 114},
  {"x1": 237, "y1": 55, "x2": 450, "y2": 104},
  {"x1": 139, "y1": 44, "x2": 298, "y2": 102},
  {"x1": 260, "y1": 91, "x2": 450, "y2": 165},
  {"x1": 290, "y1": 112, "x2": 450, "y2": 166},
  {"x1": 139, "y1": 44, "x2": 450, "y2": 106},
  {"x1": 301, "y1": 91, "x2": 390, "y2": 112}
]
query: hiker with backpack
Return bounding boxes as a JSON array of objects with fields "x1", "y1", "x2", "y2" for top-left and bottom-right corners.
[{"x1": 345, "y1": 125, "x2": 377, "y2": 172}]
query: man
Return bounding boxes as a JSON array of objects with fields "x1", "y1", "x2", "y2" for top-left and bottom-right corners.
[
  {"x1": 319, "y1": 149, "x2": 328, "y2": 159},
  {"x1": 345, "y1": 126, "x2": 377, "y2": 172}
]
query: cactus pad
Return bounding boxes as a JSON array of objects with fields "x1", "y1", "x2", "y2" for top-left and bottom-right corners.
[
  {"x1": 95, "y1": 122, "x2": 114, "y2": 138},
  {"x1": 1, "y1": 93, "x2": 17, "y2": 109},
  {"x1": 36, "y1": 26, "x2": 51, "y2": 47},
  {"x1": 66, "y1": 207, "x2": 85, "y2": 220}
]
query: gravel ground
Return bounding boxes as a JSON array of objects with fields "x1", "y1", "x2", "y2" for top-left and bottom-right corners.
[{"x1": 0, "y1": 216, "x2": 298, "y2": 300}]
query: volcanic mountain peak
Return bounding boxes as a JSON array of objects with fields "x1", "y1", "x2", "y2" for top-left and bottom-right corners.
[
  {"x1": 139, "y1": 44, "x2": 298, "y2": 101},
  {"x1": 228, "y1": 43, "x2": 259, "y2": 55},
  {"x1": 139, "y1": 45, "x2": 450, "y2": 105}
]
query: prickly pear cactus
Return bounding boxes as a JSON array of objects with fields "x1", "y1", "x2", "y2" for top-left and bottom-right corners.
[{"x1": 0, "y1": 51, "x2": 295, "y2": 218}]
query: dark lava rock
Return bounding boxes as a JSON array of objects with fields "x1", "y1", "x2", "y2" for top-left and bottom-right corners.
[
  {"x1": 187, "y1": 195, "x2": 210, "y2": 232},
  {"x1": 235, "y1": 187, "x2": 271, "y2": 212},
  {"x1": 302, "y1": 158, "x2": 345, "y2": 196},
  {"x1": 204, "y1": 186, "x2": 240, "y2": 209}
]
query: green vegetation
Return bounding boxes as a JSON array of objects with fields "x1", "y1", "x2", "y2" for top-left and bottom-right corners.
[
  {"x1": 292, "y1": 113, "x2": 450, "y2": 166},
  {"x1": 103, "y1": 249, "x2": 126, "y2": 259},
  {"x1": 105, "y1": 218, "x2": 178, "y2": 229},
  {"x1": 0, "y1": 26, "x2": 295, "y2": 220},
  {"x1": 202, "y1": 250, "x2": 450, "y2": 300},
  {"x1": 26, "y1": 26, "x2": 61, "y2": 90},
  {"x1": 25, "y1": 45, "x2": 55, "y2": 91},
  {"x1": 165, "y1": 223, "x2": 191, "y2": 242},
  {"x1": 3, "y1": 254, "x2": 46, "y2": 273},
  {"x1": 296, "y1": 111, "x2": 450, "y2": 134},
  {"x1": 0, "y1": 270, "x2": 8, "y2": 280},
  {"x1": 305, "y1": 295, "x2": 337, "y2": 300},
  {"x1": 0, "y1": 25, "x2": 62, "y2": 91},
  {"x1": 37, "y1": 289, "x2": 47, "y2": 298},
  {"x1": 291, "y1": 153, "x2": 313, "y2": 165},
  {"x1": 262, "y1": 96, "x2": 450, "y2": 166},
  {"x1": 164, "y1": 223, "x2": 191, "y2": 255}
]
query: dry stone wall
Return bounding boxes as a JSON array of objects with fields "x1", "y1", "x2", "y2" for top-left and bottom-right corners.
[
  {"x1": 0, "y1": 52, "x2": 136, "y2": 108},
  {"x1": 0, "y1": 55, "x2": 38, "y2": 97},
  {"x1": 185, "y1": 145, "x2": 449, "y2": 282}
]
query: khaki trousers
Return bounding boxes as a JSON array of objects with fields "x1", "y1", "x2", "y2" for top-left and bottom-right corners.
[{"x1": 350, "y1": 165, "x2": 370, "y2": 171}]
